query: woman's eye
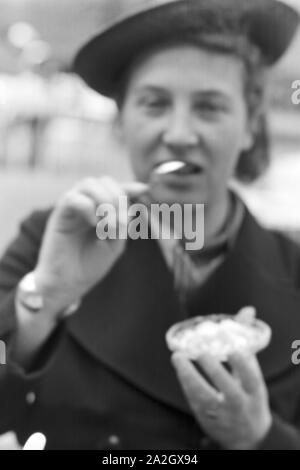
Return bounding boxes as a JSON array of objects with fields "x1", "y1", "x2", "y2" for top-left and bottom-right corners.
[
  {"x1": 140, "y1": 97, "x2": 168, "y2": 113},
  {"x1": 194, "y1": 102, "x2": 225, "y2": 116}
]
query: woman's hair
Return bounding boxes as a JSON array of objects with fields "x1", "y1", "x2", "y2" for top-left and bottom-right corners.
[{"x1": 114, "y1": 30, "x2": 269, "y2": 183}]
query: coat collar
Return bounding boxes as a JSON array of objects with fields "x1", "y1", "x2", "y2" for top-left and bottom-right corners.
[{"x1": 67, "y1": 207, "x2": 300, "y2": 413}]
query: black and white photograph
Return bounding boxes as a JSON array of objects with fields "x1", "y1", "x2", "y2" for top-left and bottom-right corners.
[{"x1": 0, "y1": 0, "x2": 300, "y2": 452}]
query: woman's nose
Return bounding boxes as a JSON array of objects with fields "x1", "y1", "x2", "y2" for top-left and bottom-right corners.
[{"x1": 162, "y1": 109, "x2": 198, "y2": 148}]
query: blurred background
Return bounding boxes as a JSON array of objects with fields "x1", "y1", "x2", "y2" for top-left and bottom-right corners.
[{"x1": 0, "y1": 0, "x2": 299, "y2": 253}]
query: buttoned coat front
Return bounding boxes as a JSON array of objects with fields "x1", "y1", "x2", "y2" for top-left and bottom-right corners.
[{"x1": 0, "y1": 206, "x2": 300, "y2": 449}]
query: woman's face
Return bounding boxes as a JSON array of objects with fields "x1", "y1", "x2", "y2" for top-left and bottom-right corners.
[{"x1": 117, "y1": 44, "x2": 253, "y2": 205}]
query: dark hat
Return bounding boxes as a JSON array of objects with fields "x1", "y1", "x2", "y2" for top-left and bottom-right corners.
[{"x1": 73, "y1": 0, "x2": 299, "y2": 97}]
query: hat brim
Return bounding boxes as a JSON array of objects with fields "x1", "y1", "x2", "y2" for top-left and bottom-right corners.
[{"x1": 73, "y1": 0, "x2": 299, "y2": 98}]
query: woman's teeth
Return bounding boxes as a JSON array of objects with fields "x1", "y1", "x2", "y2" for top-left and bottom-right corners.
[
  {"x1": 154, "y1": 161, "x2": 186, "y2": 175},
  {"x1": 153, "y1": 161, "x2": 201, "y2": 176},
  {"x1": 176, "y1": 163, "x2": 202, "y2": 175}
]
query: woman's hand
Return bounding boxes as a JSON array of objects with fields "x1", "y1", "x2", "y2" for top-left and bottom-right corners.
[
  {"x1": 0, "y1": 432, "x2": 21, "y2": 450},
  {"x1": 34, "y1": 176, "x2": 147, "y2": 320},
  {"x1": 172, "y1": 351, "x2": 272, "y2": 450}
]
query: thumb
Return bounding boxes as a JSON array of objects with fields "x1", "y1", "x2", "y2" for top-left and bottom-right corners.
[
  {"x1": 236, "y1": 306, "x2": 257, "y2": 325},
  {"x1": 122, "y1": 182, "x2": 149, "y2": 198}
]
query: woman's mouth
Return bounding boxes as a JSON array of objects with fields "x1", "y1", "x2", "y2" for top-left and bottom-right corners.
[{"x1": 153, "y1": 161, "x2": 203, "y2": 177}]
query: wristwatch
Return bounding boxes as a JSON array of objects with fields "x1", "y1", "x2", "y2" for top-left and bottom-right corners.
[{"x1": 17, "y1": 272, "x2": 81, "y2": 317}]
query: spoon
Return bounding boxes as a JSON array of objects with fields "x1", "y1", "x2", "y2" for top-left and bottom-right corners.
[{"x1": 153, "y1": 161, "x2": 187, "y2": 176}]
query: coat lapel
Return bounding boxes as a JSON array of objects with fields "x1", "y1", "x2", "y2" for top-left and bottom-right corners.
[
  {"x1": 67, "y1": 208, "x2": 300, "y2": 412},
  {"x1": 67, "y1": 236, "x2": 191, "y2": 414},
  {"x1": 187, "y1": 210, "x2": 300, "y2": 382}
]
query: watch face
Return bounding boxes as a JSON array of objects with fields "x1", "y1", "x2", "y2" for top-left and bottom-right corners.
[
  {"x1": 24, "y1": 293, "x2": 44, "y2": 311},
  {"x1": 18, "y1": 273, "x2": 44, "y2": 313}
]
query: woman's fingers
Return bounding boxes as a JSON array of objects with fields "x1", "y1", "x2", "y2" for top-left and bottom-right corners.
[
  {"x1": 76, "y1": 177, "x2": 148, "y2": 225},
  {"x1": 236, "y1": 306, "x2": 257, "y2": 324},
  {"x1": 76, "y1": 177, "x2": 148, "y2": 203},
  {"x1": 77, "y1": 177, "x2": 122, "y2": 207},
  {"x1": 101, "y1": 176, "x2": 129, "y2": 227},
  {"x1": 196, "y1": 353, "x2": 242, "y2": 398},
  {"x1": 171, "y1": 353, "x2": 225, "y2": 413},
  {"x1": 228, "y1": 352, "x2": 265, "y2": 396},
  {"x1": 122, "y1": 181, "x2": 149, "y2": 197},
  {"x1": 76, "y1": 177, "x2": 127, "y2": 230},
  {"x1": 54, "y1": 191, "x2": 98, "y2": 231},
  {"x1": 53, "y1": 176, "x2": 149, "y2": 238},
  {"x1": 175, "y1": 349, "x2": 265, "y2": 402}
]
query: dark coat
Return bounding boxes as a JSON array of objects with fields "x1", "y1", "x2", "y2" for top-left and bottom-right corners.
[{"x1": 1, "y1": 206, "x2": 300, "y2": 450}]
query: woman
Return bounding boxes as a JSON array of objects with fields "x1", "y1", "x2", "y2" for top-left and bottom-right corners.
[{"x1": 0, "y1": 0, "x2": 300, "y2": 450}]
